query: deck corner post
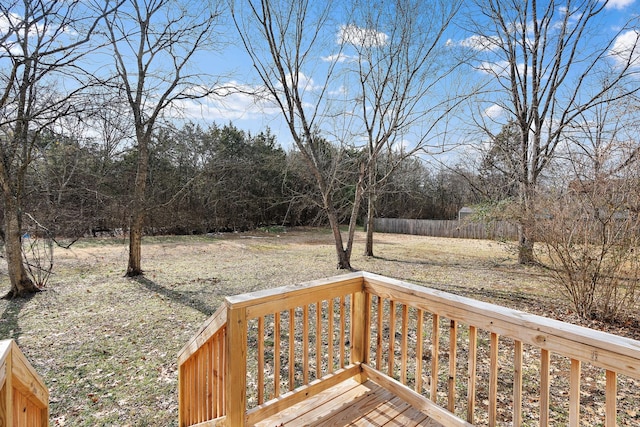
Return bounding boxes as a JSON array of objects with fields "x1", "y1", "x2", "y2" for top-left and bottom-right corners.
[
  {"x1": 225, "y1": 302, "x2": 247, "y2": 427},
  {"x1": 0, "y1": 342, "x2": 14, "y2": 427},
  {"x1": 350, "y1": 286, "x2": 370, "y2": 382}
]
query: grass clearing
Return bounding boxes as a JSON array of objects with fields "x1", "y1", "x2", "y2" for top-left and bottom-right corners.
[{"x1": 0, "y1": 228, "x2": 637, "y2": 425}]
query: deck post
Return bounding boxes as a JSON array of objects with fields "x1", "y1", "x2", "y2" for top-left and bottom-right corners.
[
  {"x1": 225, "y1": 302, "x2": 247, "y2": 427},
  {"x1": 0, "y1": 342, "x2": 13, "y2": 427},
  {"x1": 350, "y1": 286, "x2": 369, "y2": 382}
]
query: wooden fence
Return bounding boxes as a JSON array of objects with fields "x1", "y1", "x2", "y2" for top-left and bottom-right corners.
[{"x1": 373, "y1": 218, "x2": 518, "y2": 240}]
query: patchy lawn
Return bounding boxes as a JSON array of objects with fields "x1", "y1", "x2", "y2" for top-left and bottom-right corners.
[{"x1": 0, "y1": 228, "x2": 637, "y2": 426}]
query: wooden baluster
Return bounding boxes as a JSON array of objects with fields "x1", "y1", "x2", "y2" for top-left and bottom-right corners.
[
  {"x1": 258, "y1": 316, "x2": 265, "y2": 404},
  {"x1": 289, "y1": 308, "x2": 295, "y2": 390},
  {"x1": 467, "y1": 325, "x2": 477, "y2": 424},
  {"x1": 197, "y1": 349, "x2": 203, "y2": 422},
  {"x1": 388, "y1": 300, "x2": 396, "y2": 378},
  {"x1": 350, "y1": 293, "x2": 355, "y2": 362},
  {"x1": 274, "y1": 312, "x2": 281, "y2": 398},
  {"x1": 316, "y1": 301, "x2": 322, "y2": 380},
  {"x1": 303, "y1": 305, "x2": 309, "y2": 384},
  {"x1": 448, "y1": 320, "x2": 457, "y2": 413},
  {"x1": 221, "y1": 327, "x2": 226, "y2": 415},
  {"x1": 328, "y1": 299, "x2": 334, "y2": 374},
  {"x1": 376, "y1": 297, "x2": 383, "y2": 370},
  {"x1": 513, "y1": 340, "x2": 523, "y2": 427},
  {"x1": 540, "y1": 348, "x2": 550, "y2": 427},
  {"x1": 489, "y1": 332, "x2": 499, "y2": 427},
  {"x1": 415, "y1": 309, "x2": 424, "y2": 394},
  {"x1": 605, "y1": 370, "x2": 617, "y2": 427},
  {"x1": 569, "y1": 358, "x2": 581, "y2": 427},
  {"x1": 363, "y1": 292, "x2": 371, "y2": 365},
  {"x1": 340, "y1": 295, "x2": 346, "y2": 368},
  {"x1": 211, "y1": 337, "x2": 218, "y2": 418},
  {"x1": 431, "y1": 313, "x2": 440, "y2": 402},
  {"x1": 208, "y1": 340, "x2": 213, "y2": 420},
  {"x1": 401, "y1": 304, "x2": 409, "y2": 384}
]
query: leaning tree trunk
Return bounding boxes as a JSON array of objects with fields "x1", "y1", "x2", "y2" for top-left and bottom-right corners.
[
  {"x1": 327, "y1": 207, "x2": 352, "y2": 270},
  {"x1": 325, "y1": 164, "x2": 365, "y2": 270},
  {"x1": 2, "y1": 195, "x2": 38, "y2": 298}
]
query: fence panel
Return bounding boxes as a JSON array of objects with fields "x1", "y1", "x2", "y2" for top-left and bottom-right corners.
[{"x1": 373, "y1": 218, "x2": 518, "y2": 240}]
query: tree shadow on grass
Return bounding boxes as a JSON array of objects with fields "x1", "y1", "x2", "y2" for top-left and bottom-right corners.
[
  {"x1": 133, "y1": 276, "x2": 217, "y2": 316},
  {"x1": 0, "y1": 294, "x2": 34, "y2": 343}
]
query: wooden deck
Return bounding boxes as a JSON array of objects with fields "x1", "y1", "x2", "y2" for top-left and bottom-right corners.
[
  {"x1": 177, "y1": 271, "x2": 640, "y2": 427},
  {"x1": 255, "y1": 378, "x2": 442, "y2": 427}
]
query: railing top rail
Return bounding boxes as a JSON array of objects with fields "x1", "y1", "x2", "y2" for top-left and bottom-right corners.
[
  {"x1": 178, "y1": 303, "x2": 227, "y2": 364},
  {"x1": 362, "y1": 272, "x2": 640, "y2": 378},
  {"x1": 225, "y1": 272, "x2": 364, "y2": 319}
]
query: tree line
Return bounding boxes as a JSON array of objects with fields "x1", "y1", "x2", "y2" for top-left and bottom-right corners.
[{"x1": 17, "y1": 121, "x2": 477, "y2": 237}]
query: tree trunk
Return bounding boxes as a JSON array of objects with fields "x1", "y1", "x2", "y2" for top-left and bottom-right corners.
[
  {"x1": 517, "y1": 223, "x2": 535, "y2": 264},
  {"x1": 327, "y1": 208, "x2": 351, "y2": 270},
  {"x1": 517, "y1": 181, "x2": 536, "y2": 264},
  {"x1": 126, "y1": 132, "x2": 150, "y2": 277},
  {"x1": 126, "y1": 210, "x2": 144, "y2": 276},
  {"x1": 2, "y1": 196, "x2": 38, "y2": 298},
  {"x1": 364, "y1": 194, "x2": 375, "y2": 257}
]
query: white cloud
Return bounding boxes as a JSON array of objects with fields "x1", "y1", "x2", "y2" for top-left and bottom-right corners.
[
  {"x1": 321, "y1": 53, "x2": 352, "y2": 63},
  {"x1": 447, "y1": 35, "x2": 500, "y2": 52},
  {"x1": 338, "y1": 24, "x2": 388, "y2": 48},
  {"x1": 284, "y1": 72, "x2": 322, "y2": 92},
  {"x1": 170, "y1": 81, "x2": 281, "y2": 122},
  {"x1": 484, "y1": 104, "x2": 504, "y2": 120},
  {"x1": 329, "y1": 85, "x2": 347, "y2": 96},
  {"x1": 476, "y1": 60, "x2": 510, "y2": 76},
  {"x1": 610, "y1": 30, "x2": 640, "y2": 67},
  {"x1": 604, "y1": 0, "x2": 635, "y2": 9}
]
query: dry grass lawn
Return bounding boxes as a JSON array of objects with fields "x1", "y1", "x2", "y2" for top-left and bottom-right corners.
[{"x1": 0, "y1": 228, "x2": 637, "y2": 426}]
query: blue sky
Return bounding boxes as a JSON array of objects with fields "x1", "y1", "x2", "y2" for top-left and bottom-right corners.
[
  {"x1": 1, "y1": 0, "x2": 638, "y2": 152},
  {"x1": 167, "y1": 0, "x2": 638, "y2": 154}
]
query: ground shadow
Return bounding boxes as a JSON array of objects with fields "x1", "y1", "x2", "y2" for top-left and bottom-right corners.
[
  {"x1": 133, "y1": 276, "x2": 216, "y2": 316},
  {"x1": 0, "y1": 294, "x2": 34, "y2": 343}
]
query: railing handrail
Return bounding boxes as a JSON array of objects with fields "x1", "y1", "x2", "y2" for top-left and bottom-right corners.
[
  {"x1": 225, "y1": 272, "x2": 363, "y2": 318},
  {"x1": 0, "y1": 339, "x2": 49, "y2": 426},
  {"x1": 177, "y1": 303, "x2": 227, "y2": 365},
  {"x1": 361, "y1": 271, "x2": 640, "y2": 379}
]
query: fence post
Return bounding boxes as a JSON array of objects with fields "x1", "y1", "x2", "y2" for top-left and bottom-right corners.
[{"x1": 225, "y1": 302, "x2": 247, "y2": 427}]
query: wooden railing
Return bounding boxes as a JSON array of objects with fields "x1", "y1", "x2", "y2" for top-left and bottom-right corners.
[
  {"x1": 0, "y1": 339, "x2": 49, "y2": 426},
  {"x1": 178, "y1": 271, "x2": 640, "y2": 427}
]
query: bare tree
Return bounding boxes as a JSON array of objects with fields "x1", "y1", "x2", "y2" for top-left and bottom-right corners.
[
  {"x1": 343, "y1": 0, "x2": 464, "y2": 256},
  {"x1": 465, "y1": 0, "x2": 640, "y2": 263},
  {"x1": 232, "y1": 0, "x2": 469, "y2": 267},
  {"x1": 0, "y1": 0, "x2": 118, "y2": 297},
  {"x1": 104, "y1": 0, "x2": 224, "y2": 276},
  {"x1": 536, "y1": 98, "x2": 640, "y2": 321},
  {"x1": 231, "y1": 0, "x2": 367, "y2": 269}
]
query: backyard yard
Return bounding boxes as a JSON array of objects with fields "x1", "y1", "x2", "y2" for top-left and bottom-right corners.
[{"x1": 0, "y1": 228, "x2": 638, "y2": 426}]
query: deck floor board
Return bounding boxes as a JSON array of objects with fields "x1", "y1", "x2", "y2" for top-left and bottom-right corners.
[{"x1": 253, "y1": 379, "x2": 444, "y2": 427}]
